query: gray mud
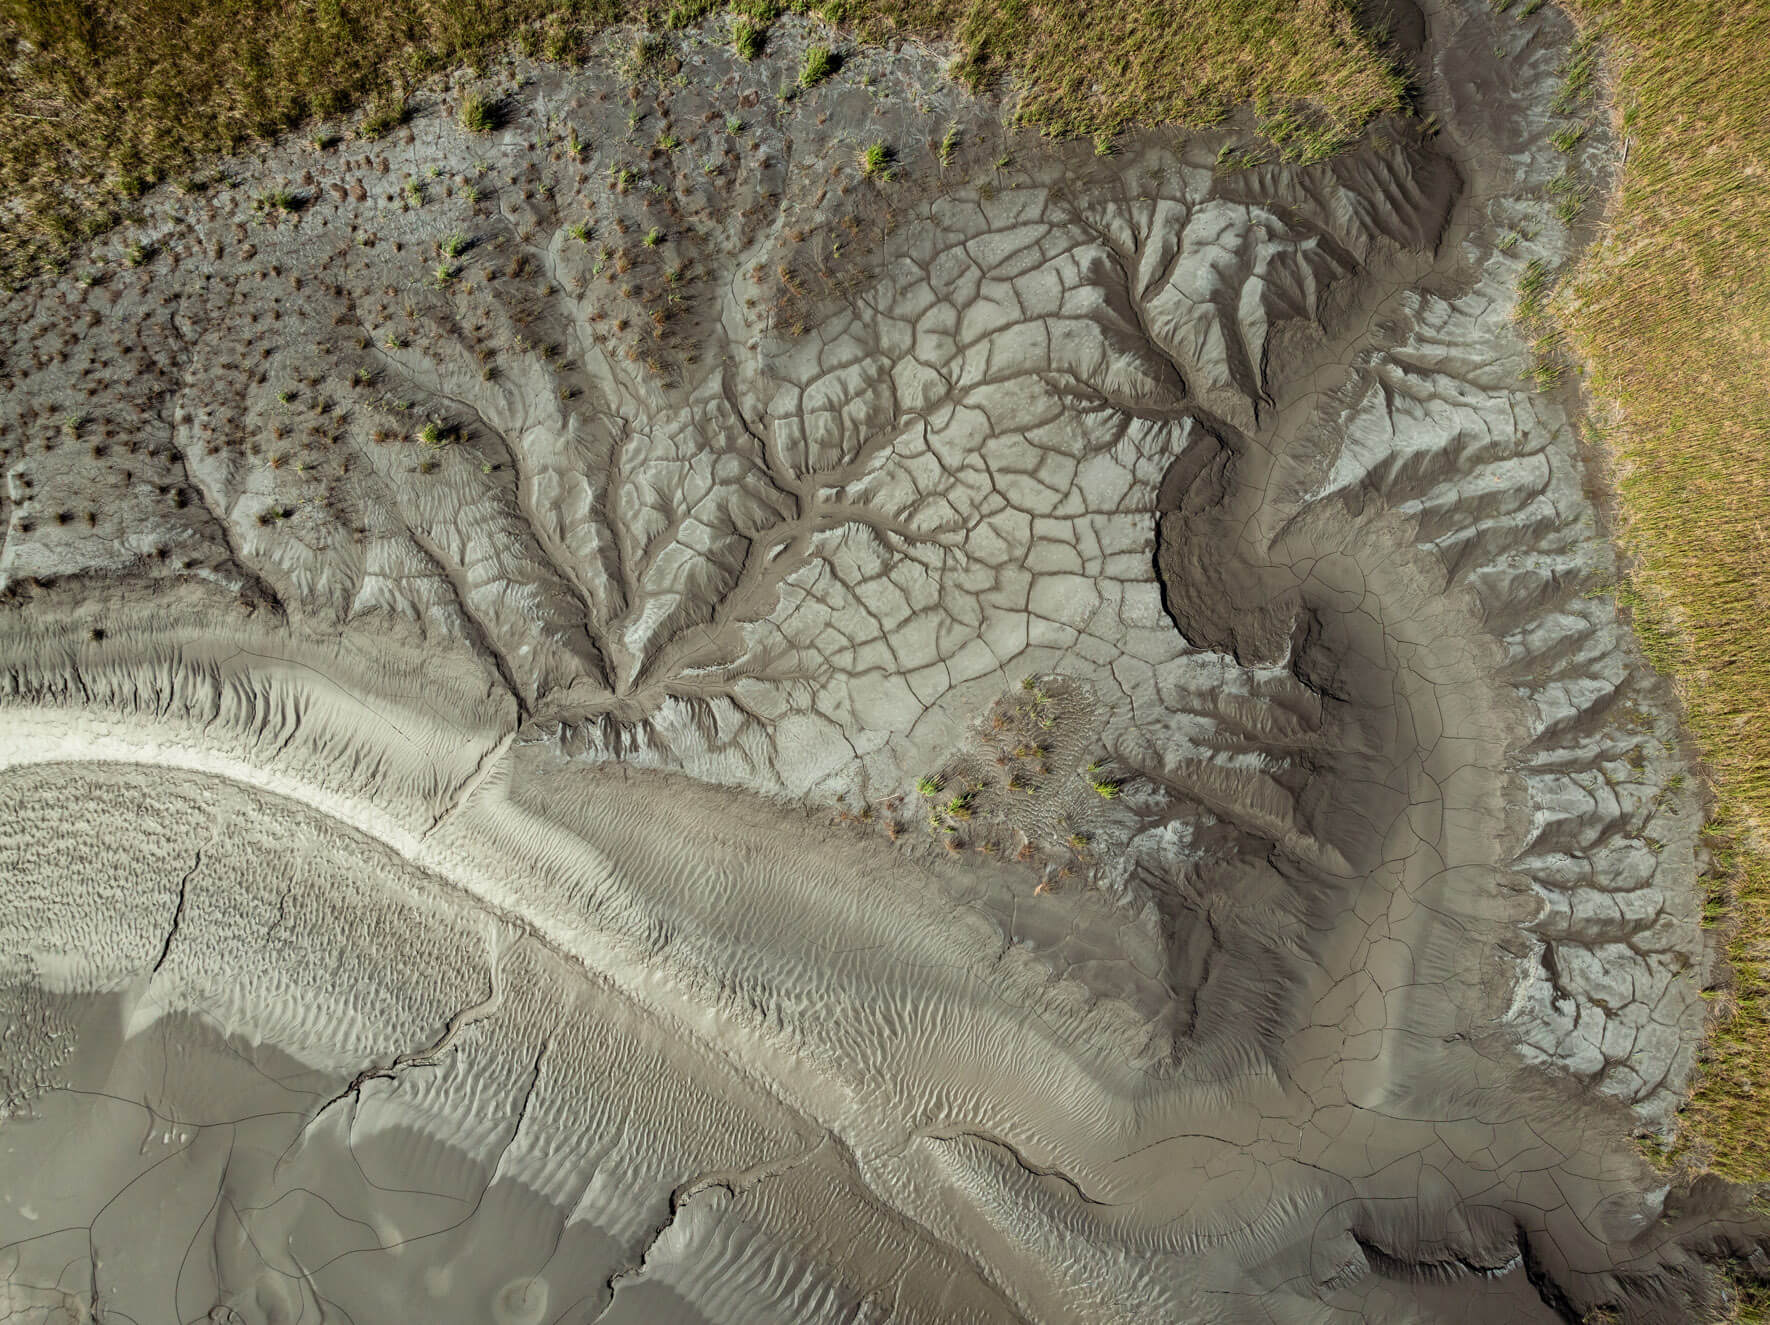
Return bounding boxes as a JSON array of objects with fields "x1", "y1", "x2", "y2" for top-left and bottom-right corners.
[{"x1": 0, "y1": 0, "x2": 1763, "y2": 1321}]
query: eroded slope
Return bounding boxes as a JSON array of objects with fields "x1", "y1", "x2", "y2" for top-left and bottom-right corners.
[{"x1": 0, "y1": 1, "x2": 1757, "y2": 1322}]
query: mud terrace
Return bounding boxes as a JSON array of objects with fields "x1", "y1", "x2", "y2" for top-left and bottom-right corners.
[{"x1": 0, "y1": 1, "x2": 1762, "y2": 1321}]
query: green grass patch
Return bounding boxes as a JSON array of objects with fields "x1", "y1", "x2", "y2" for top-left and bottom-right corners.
[
  {"x1": 1515, "y1": 257, "x2": 1553, "y2": 320},
  {"x1": 1550, "y1": 122, "x2": 1586, "y2": 152},
  {"x1": 858, "y1": 139, "x2": 892, "y2": 179},
  {"x1": 799, "y1": 42, "x2": 837, "y2": 87},
  {"x1": 732, "y1": 16, "x2": 766, "y2": 59}
]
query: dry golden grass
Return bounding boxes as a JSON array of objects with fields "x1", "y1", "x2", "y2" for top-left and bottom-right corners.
[
  {"x1": 857, "y1": 0, "x2": 1404, "y2": 140},
  {"x1": 0, "y1": 0, "x2": 1403, "y2": 283},
  {"x1": 1551, "y1": 0, "x2": 1770, "y2": 1183}
]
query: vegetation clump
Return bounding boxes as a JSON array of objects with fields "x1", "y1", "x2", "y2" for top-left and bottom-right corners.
[
  {"x1": 858, "y1": 140, "x2": 892, "y2": 179},
  {"x1": 799, "y1": 44, "x2": 837, "y2": 88},
  {"x1": 733, "y1": 17, "x2": 765, "y2": 60},
  {"x1": 459, "y1": 91, "x2": 497, "y2": 134},
  {"x1": 357, "y1": 98, "x2": 407, "y2": 140},
  {"x1": 253, "y1": 188, "x2": 297, "y2": 214},
  {"x1": 1514, "y1": 258, "x2": 1552, "y2": 321},
  {"x1": 937, "y1": 122, "x2": 960, "y2": 166}
]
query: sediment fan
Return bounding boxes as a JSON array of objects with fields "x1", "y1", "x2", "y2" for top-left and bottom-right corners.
[{"x1": 0, "y1": 1, "x2": 1758, "y2": 1321}]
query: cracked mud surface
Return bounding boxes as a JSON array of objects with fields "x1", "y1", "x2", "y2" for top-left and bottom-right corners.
[{"x1": 0, "y1": 1, "x2": 1761, "y2": 1321}]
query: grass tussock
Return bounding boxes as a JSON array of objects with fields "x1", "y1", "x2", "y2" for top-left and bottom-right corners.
[
  {"x1": 458, "y1": 90, "x2": 497, "y2": 133},
  {"x1": 0, "y1": 0, "x2": 1402, "y2": 283},
  {"x1": 1554, "y1": 1, "x2": 1770, "y2": 1183}
]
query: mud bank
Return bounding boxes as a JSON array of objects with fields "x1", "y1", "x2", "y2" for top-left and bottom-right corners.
[{"x1": 0, "y1": 0, "x2": 1759, "y2": 1321}]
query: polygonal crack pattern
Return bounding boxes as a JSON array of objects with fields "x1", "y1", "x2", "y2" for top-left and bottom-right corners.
[{"x1": 0, "y1": 2, "x2": 1753, "y2": 1322}]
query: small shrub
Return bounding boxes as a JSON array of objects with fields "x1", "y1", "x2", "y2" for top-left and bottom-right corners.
[
  {"x1": 417, "y1": 418, "x2": 450, "y2": 447},
  {"x1": 644, "y1": 226, "x2": 663, "y2": 246},
  {"x1": 915, "y1": 774, "x2": 943, "y2": 797},
  {"x1": 439, "y1": 233, "x2": 467, "y2": 258}
]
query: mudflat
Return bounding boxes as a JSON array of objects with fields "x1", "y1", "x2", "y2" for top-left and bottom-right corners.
[{"x1": 0, "y1": 1, "x2": 1760, "y2": 1321}]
